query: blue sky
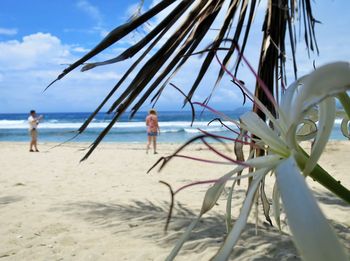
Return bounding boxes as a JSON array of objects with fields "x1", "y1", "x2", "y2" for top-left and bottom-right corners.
[{"x1": 0, "y1": 0, "x2": 349, "y2": 113}]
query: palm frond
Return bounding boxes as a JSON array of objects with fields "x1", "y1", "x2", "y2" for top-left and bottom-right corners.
[
  {"x1": 49, "y1": 0, "x2": 319, "y2": 160},
  {"x1": 46, "y1": 0, "x2": 177, "y2": 89}
]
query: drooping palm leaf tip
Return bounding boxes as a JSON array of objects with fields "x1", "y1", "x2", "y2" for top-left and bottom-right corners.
[
  {"x1": 48, "y1": 0, "x2": 319, "y2": 160},
  {"x1": 252, "y1": 0, "x2": 318, "y2": 120}
]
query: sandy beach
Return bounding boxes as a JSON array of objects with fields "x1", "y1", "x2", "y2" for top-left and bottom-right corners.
[{"x1": 0, "y1": 141, "x2": 349, "y2": 260}]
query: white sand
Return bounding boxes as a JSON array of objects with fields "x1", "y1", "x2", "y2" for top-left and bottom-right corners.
[{"x1": 0, "y1": 141, "x2": 349, "y2": 260}]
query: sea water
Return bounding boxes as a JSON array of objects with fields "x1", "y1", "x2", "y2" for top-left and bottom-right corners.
[{"x1": 0, "y1": 111, "x2": 346, "y2": 143}]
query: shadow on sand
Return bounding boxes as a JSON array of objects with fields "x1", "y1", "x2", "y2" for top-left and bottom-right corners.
[
  {"x1": 314, "y1": 190, "x2": 350, "y2": 207},
  {"x1": 58, "y1": 200, "x2": 308, "y2": 260},
  {"x1": 54, "y1": 187, "x2": 350, "y2": 260},
  {"x1": 0, "y1": 195, "x2": 24, "y2": 207}
]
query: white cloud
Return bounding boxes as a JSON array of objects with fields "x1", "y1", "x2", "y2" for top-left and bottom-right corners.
[
  {"x1": 0, "y1": 27, "x2": 18, "y2": 36},
  {"x1": 0, "y1": 32, "x2": 130, "y2": 113},
  {"x1": 62, "y1": 70, "x2": 122, "y2": 81},
  {"x1": 76, "y1": 0, "x2": 109, "y2": 38},
  {"x1": 214, "y1": 88, "x2": 240, "y2": 102},
  {"x1": 72, "y1": 46, "x2": 90, "y2": 53},
  {"x1": 76, "y1": 0, "x2": 103, "y2": 25},
  {"x1": 97, "y1": 28, "x2": 109, "y2": 38},
  {"x1": 0, "y1": 33, "x2": 71, "y2": 70},
  {"x1": 126, "y1": 3, "x2": 143, "y2": 18},
  {"x1": 1, "y1": 2, "x2": 348, "y2": 113}
]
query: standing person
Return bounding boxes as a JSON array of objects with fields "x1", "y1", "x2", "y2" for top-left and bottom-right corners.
[
  {"x1": 28, "y1": 110, "x2": 42, "y2": 152},
  {"x1": 146, "y1": 108, "x2": 160, "y2": 154}
]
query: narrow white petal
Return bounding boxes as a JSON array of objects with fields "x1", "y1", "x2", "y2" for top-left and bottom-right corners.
[
  {"x1": 200, "y1": 177, "x2": 226, "y2": 215},
  {"x1": 272, "y1": 181, "x2": 281, "y2": 230},
  {"x1": 166, "y1": 218, "x2": 200, "y2": 261},
  {"x1": 280, "y1": 75, "x2": 308, "y2": 126},
  {"x1": 292, "y1": 62, "x2": 350, "y2": 125},
  {"x1": 166, "y1": 165, "x2": 244, "y2": 260},
  {"x1": 340, "y1": 118, "x2": 350, "y2": 138},
  {"x1": 304, "y1": 97, "x2": 335, "y2": 175},
  {"x1": 245, "y1": 154, "x2": 282, "y2": 168},
  {"x1": 275, "y1": 157, "x2": 348, "y2": 261},
  {"x1": 225, "y1": 181, "x2": 236, "y2": 232},
  {"x1": 199, "y1": 156, "x2": 279, "y2": 216},
  {"x1": 241, "y1": 112, "x2": 288, "y2": 155},
  {"x1": 212, "y1": 169, "x2": 268, "y2": 261},
  {"x1": 296, "y1": 119, "x2": 317, "y2": 141}
]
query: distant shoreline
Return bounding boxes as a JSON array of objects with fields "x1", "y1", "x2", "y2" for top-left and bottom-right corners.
[{"x1": 0, "y1": 111, "x2": 347, "y2": 142}]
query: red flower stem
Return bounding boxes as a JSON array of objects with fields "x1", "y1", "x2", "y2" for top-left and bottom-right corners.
[
  {"x1": 234, "y1": 46, "x2": 278, "y2": 108},
  {"x1": 201, "y1": 138, "x2": 249, "y2": 167},
  {"x1": 173, "y1": 154, "x2": 236, "y2": 165},
  {"x1": 192, "y1": 102, "x2": 240, "y2": 125},
  {"x1": 198, "y1": 129, "x2": 256, "y2": 148},
  {"x1": 174, "y1": 179, "x2": 221, "y2": 195}
]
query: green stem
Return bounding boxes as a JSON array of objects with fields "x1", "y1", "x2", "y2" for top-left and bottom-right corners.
[
  {"x1": 337, "y1": 92, "x2": 350, "y2": 119},
  {"x1": 297, "y1": 148, "x2": 350, "y2": 204},
  {"x1": 309, "y1": 163, "x2": 350, "y2": 204}
]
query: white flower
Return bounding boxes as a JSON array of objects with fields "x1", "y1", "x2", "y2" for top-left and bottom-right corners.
[{"x1": 168, "y1": 62, "x2": 350, "y2": 261}]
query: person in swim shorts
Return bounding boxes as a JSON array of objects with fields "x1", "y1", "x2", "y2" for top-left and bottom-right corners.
[
  {"x1": 28, "y1": 110, "x2": 42, "y2": 152},
  {"x1": 145, "y1": 108, "x2": 160, "y2": 154}
]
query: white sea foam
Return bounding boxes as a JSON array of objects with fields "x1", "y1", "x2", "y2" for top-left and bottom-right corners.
[
  {"x1": 0, "y1": 120, "x2": 27, "y2": 129},
  {"x1": 184, "y1": 127, "x2": 224, "y2": 133},
  {"x1": 0, "y1": 119, "x2": 237, "y2": 130},
  {"x1": 161, "y1": 129, "x2": 182, "y2": 133},
  {"x1": 334, "y1": 118, "x2": 343, "y2": 125}
]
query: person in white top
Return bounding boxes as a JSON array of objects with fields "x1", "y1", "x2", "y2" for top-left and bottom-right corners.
[{"x1": 28, "y1": 110, "x2": 43, "y2": 152}]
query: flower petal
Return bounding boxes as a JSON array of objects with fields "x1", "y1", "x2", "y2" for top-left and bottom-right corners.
[
  {"x1": 272, "y1": 181, "x2": 281, "y2": 230},
  {"x1": 166, "y1": 218, "x2": 200, "y2": 261},
  {"x1": 200, "y1": 177, "x2": 226, "y2": 215},
  {"x1": 245, "y1": 154, "x2": 282, "y2": 168},
  {"x1": 280, "y1": 75, "x2": 308, "y2": 128},
  {"x1": 292, "y1": 62, "x2": 350, "y2": 125},
  {"x1": 304, "y1": 97, "x2": 335, "y2": 175},
  {"x1": 296, "y1": 119, "x2": 317, "y2": 141},
  {"x1": 240, "y1": 112, "x2": 289, "y2": 156},
  {"x1": 275, "y1": 157, "x2": 348, "y2": 261},
  {"x1": 212, "y1": 168, "x2": 268, "y2": 260},
  {"x1": 340, "y1": 117, "x2": 350, "y2": 139}
]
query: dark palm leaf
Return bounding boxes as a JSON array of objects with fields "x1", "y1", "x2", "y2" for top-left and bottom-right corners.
[
  {"x1": 48, "y1": 0, "x2": 319, "y2": 160},
  {"x1": 46, "y1": 0, "x2": 177, "y2": 90}
]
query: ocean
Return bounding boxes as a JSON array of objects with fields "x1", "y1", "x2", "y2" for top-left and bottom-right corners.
[{"x1": 0, "y1": 111, "x2": 346, "y2": 143}]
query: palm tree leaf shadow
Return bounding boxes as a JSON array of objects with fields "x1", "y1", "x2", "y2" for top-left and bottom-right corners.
[
  {"x1": 61, "y1": 200, "x2": 225, "y2": 242},
  {"x1": 312, "y1": 190, "x2": 350, "y2": 252},
  {"x1": 0, "y1": 195, "x2": 24, "y2": 207},
  {"x1": 313, "y1": 190, "x2": 350, "y2": 207},
  {"x1": 59, "y1": 199, "x2": 305, "y2": 259},
  {"x1": 58, "y1": 198, "x2": 350, "y2": 258}
]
